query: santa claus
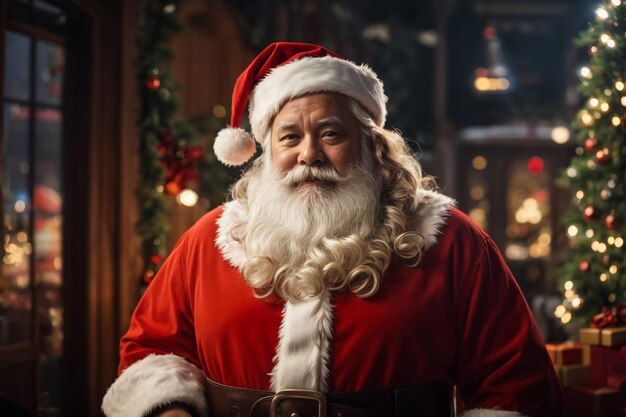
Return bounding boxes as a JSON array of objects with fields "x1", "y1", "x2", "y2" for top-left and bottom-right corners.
[{"x1": 102, "y1": 42, "x2": 562, "y2": 417}]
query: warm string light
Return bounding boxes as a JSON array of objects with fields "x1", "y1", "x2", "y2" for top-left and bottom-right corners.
[
  {"x1": 555, "y1": 280, "x2": 583, "y2": 323},
  {"x1": 176, "y1": 189, "x2": 199, "y2": 207},
  {"x1": 580, "y1": 66, "x2": 592, "y2": 78},
  {"x1": 581, "y1": 111, "x2": 594, "y2": 125},
  {"x1": 567, "y1": 225, "x2": 579, "y2": 237},
  {"x1": 2, "y1": 233, "x2": 31, "y2": 266},
  {"x1": 566, "y1": 167, "x2": 577, "y2": 178},
  {"x1": 596, "y1": 7, "x2": 609, "y2": 20}
]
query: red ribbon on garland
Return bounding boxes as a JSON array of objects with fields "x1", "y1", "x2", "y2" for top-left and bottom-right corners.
[
  {"x1": 158, "y1": 131, "x2": 203, "y2": 195},
  {"x1": 590, "y1": 302, "x2": 626, "y2": 329}
]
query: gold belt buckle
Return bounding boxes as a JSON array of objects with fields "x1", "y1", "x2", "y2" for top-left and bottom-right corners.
[{"x1": 270, "y1": 389, "x2": 327, "y2": 417}]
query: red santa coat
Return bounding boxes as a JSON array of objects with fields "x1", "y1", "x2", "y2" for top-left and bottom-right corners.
[{"x1": 102, "y1": 192, "x2": 562, "y2": 417}]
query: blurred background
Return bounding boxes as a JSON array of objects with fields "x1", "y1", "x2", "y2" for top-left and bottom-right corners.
[{"x1": 0, "y1": 0, "x2": 607, "y2": 415}]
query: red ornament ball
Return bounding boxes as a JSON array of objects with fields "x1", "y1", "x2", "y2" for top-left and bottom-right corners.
[
  {"x1": 596, "y1": 148, "x2": 612, "y2": 165},
  {"x1": 583, "y1": 205, "x2": 600, "y2": 221},
  {"x1": 579, "y1": 260, "x2": 590, "y2": 273},
  {"x1": 150, "y1": 254, "x2": 163, "y2": 266},
  {"x1": 165, "y1": 181, "x2": 182, "y2": 196},
  {"x1": 584, "y1": 137, "x2": 598, "y2": 153},
  {"x1": 605, "y1": 214, "x2": 620, "y2": 230},
  {"x1": 146, "y1": 75, "x2": 161, "y2": 90}
]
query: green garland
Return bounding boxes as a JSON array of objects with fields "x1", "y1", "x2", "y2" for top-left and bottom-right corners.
[
  {"x1": 135, "y1": 0, "x2": 230, "y2": 291},
  {"x1": 557, "y1": 0, "x2": 626, "y2": 323}
]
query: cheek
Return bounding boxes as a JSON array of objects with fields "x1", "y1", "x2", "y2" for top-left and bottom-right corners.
[
  {"x1": 328, "y1": 143, "x2": 360, "y2": 170},
  {"x1": 270, "y1": 146, "x2": 297, "y2": 172}
]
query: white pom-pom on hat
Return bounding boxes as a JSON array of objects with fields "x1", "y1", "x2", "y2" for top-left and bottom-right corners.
[{"x1": 213, "y1": 127, "x2": 256, "y2": 167}]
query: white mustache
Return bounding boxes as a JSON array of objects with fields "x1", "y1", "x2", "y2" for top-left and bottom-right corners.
[{"x1": 281, "y1": 165, "x2": 345, "y2": 186}]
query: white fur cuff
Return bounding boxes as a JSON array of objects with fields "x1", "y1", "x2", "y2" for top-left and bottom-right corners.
[
  {"x1": 102, "y1": 354, "x2": 209, "y2": 417},
  {"x1": 460, "y1": 409, "x2": 525, "y2": 417}
]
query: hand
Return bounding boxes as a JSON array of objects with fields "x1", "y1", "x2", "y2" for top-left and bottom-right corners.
[{"x1": 153, "y1": 407, "x2": 193, "y2": 417}]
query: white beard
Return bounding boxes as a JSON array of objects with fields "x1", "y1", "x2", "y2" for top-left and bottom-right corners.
[{"x1": 239, "y1": 152, "x2": 381, "y2": 298}]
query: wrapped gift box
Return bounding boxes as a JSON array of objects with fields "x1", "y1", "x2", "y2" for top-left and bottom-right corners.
[
  {"x1": 590, "y1": 344, "x2": 626, "y2": 389},
  {"x1": 546, "y1": 342, "x2": 583, "y2": 366},
  {"x1": 583, "y1": 344, "x2": 591, "y2": 365},
  {"x1": 554, "y1": 364, "x2": 590, "y2": 386},
  {"x1": 563, "y1": 385, "x2": 626, "y2": 417},
  {"x1": 580, "y1": 326, "x2": 626, "y2": 347}
]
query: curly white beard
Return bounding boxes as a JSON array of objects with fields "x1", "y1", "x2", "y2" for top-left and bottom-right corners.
[{"x1": 238, "y1": 151, "x2": 382, "y2": 300}]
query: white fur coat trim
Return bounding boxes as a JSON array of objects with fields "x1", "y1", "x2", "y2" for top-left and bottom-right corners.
[
  {"x1": 249, "y1": 56, "x2": 387, "y2": 141},
  {"x1": 413, "y1": 189, "x2": 455, "y2": 250},
  {"x1": 460, "y1": 410, "x2": 525, "y2": 417},
  {"x1": 269, "y1": 290, "x2": 334, "y2": 392},
  {"x1": 101, "y1": 354, "x2": 208, "y2": 417},
  {"x1": 216, "y1": 189, "x2": 455, "y2": 269},
  {"x1": 215, "y1": 198, "x2": 249, "y2": 268}
]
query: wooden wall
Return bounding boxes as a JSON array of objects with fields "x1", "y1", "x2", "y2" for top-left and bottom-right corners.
[{"x1": 166, "y1": 0, "x2": 254, "y2": 243}]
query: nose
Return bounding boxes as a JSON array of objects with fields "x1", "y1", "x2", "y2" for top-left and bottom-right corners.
[{"x1": 297, "y1": 136, "x2": 326, "y2": 165}]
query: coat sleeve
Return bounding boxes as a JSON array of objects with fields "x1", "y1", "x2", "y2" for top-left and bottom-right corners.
[
  {"x1": 455, "y1": 236, "x2": 562, "y2": 417},
  {"x1": 101, "y1": 234, "x2": 209, "y2": 417}
]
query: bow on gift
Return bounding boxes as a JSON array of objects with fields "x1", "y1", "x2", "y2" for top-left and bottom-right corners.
[{"x1": 590, "y1": 302, "x2": 626, "y2": 329}]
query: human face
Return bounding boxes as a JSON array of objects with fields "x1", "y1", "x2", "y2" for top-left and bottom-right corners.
[{"x1": 269, "y1": 93, "x2": 361, "y2": 177}]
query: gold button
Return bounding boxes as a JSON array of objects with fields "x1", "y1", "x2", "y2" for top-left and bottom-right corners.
[{"x1": 291, "y1": 413, "x2": 299, "y2": 417}]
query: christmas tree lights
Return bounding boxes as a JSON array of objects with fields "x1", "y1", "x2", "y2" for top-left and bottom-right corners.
[{"x1": 558, "y1": 0, "x2": 626, "y2": 323}]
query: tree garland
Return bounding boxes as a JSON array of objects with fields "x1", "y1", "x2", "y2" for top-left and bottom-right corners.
[{"x1": 135, "y1": 0, "x2": 207, "y2": 290}]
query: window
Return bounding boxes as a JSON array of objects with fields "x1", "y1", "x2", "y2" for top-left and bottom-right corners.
[{"x1": 2, "y1": 1, "x2": 66, "y2": 414}]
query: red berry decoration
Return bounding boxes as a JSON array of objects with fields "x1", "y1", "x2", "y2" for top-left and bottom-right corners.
[
  {"x1": 583, "y1": 205, "x2": 600, "y2": 221},
  {"x1": 605, "y1": 214, "x2": 620, "y2": 230},
  {"x1": 596, "y1": 148, "x2": 612, "y2": 165},
  {"x1": 579, "y1": 260, "x2": 590, "y2": 273},
  {"x1": 146, "y1": 75, "x2": 161, "y2": 90},
  {"x1": 143, "y1": 270, "x2": 155, "y2": 284},
  {"x1": 584, "y1": 137, "x2": 598, "y2": 153}
]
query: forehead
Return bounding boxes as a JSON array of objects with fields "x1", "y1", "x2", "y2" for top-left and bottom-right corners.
[{"x1": 273, "y1": 92, "x2": 355, "y2": 123}]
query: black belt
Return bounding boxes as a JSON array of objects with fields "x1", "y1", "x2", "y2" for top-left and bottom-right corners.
[{"x1": 206, "y1": 379, "x2": 453, "y2": 417}]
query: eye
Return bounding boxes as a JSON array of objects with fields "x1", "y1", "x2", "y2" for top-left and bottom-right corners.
[
  {"x1": 279, "y1": 133, "x2": 300, "y2": 142},
  {"x1": 321, "y1": 130, "x2": 340, "y2": 139}
]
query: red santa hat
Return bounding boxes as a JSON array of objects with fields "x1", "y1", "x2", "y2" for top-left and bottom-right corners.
[{"x1": 213, "y1": 42, "x2": 388, "y2": 166}]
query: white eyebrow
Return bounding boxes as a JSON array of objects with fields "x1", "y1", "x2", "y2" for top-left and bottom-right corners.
[
  {"x1": 275, "y1": 121, "x2": 298, "y2": 133},
  {"x1": 317, "y1": 117, "x2": 345, "y2": 128}
]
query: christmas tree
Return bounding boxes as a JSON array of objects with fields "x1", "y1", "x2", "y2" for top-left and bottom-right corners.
[{"x1": 558, "y1": 0, "x2": 626, "y2": 325}]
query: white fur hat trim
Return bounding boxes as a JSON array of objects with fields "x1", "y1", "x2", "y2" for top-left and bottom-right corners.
[{"x1": 249, "y1": 56, "x2": 387, "y2": 142}]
